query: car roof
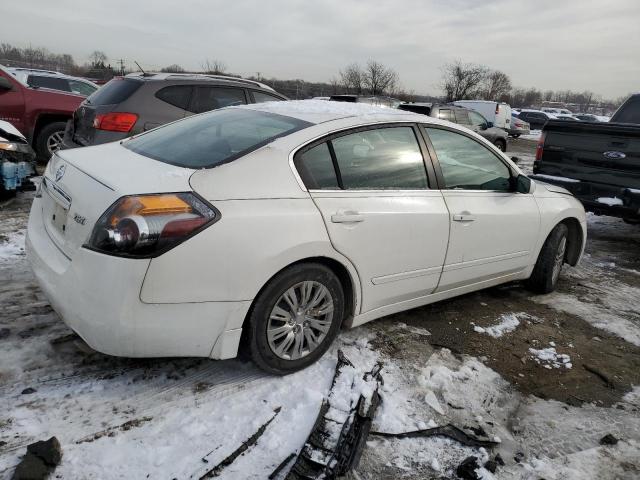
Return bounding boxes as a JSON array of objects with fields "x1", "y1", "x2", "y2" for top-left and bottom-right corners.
[
  {"x1": 7, "y1": 67, "x2": 96, "y2": 85},
  {"x1": 239, "y1": 99, "x2": 446, "y2": 125},
  {"x1": 124, "y1": 72, "x2": 276, "y2": 92}
]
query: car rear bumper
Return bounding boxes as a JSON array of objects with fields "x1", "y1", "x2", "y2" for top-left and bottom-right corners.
[
  {"x1": 26, "y1": 197, "x2": 251, "y2": 359},
  {"x1": 530, "y1": 173, "x2": 640, "y2": 220}
]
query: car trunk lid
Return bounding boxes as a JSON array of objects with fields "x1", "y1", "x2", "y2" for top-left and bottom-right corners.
[{"x1": 40, "y1": 143, "x2": 194, "y2": 259}]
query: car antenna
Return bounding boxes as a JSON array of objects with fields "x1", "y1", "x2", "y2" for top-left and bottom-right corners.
[{"x1": 134, "y1": 61, "x2": 149, "y2": 76}]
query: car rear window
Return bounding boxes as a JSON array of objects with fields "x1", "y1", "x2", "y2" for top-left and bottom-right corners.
[
  {"x1": 86, "y1": 78, "x2": 142, "y2": 105},
  {"x1": 124, "y1": 108, "x2": 312, "y2": 169},
  {"x1": 612, "y1": 96, "x2": 640, "y2": 124}
]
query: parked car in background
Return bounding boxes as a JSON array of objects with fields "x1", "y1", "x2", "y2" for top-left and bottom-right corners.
[
  {"x1": 329, "y1": 95, "x2": 401, "y2": 108},
  {"x1": 508, "y1": 114, "x2": 530, "y2": 137},
  {"x1": 532, "y1": 93, "x2": 640, "y2": 223},
  {"x1": 0, "y1": 120, "x2": 36, "y2": 198},
  {"x1": 62, "y1": 72, "x2": 287, "y2": 149},
  {"x1": 27, "y1": 100, "x2": 586, "y2": 374},
  {"x1": 398, "y1": 103, "x2": 509, "y2": 151},
  {"x1": 542, "y1": 107, "x2": 573, "y2": 115},
  {"x1": 516, "y1": 109, "x2": 558, "y2": 130},
  {"x1": 0, "y1": 64, "x2": 89, "y2": 161},
  {"x1": 555, "y1": 114, "x2": 580, "y2": 121},
  {"x1": 7, "y1": 68, "x2": 98, "y2": 97},
  {"x1": 452, "y1": 100, "x2": 512, "y2": 130},
  {"x1": 573, "y1": 113, "x2": 601, "y2": 122}
]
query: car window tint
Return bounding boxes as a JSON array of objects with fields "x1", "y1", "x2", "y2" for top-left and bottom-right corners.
[
  {"x1": 331, "y1": 127, "x2": 427, "y2": 190},
  {"x1": 125, "y1": 108, "x2": 310, "y2": 169},
  {"x1": 252, "y1": 91, "x2": 284, "y2": 103},
  {"x1": 87, "y1": 78, "x2": 142, "y2": 105},
  {"x1": 294, "y1": 142, "x2": 339, "y2": 189},
  {"x1": 437, "y1": 109, "x2": 454, "y2": 122},
  {"x1": 454, "y1": 110, "x2": 471, "y2": 125},
  {"x1": 612, "y1": 96, "x2": 640, "y2": 124},
  {"x1": 190, "y1": 87, "x2": 247, "y2": 113},
  {"x1": 68, "y1": 80, "x2": 97, "y2": 96},
  {"x1": 156, "y1": 85, "x2": 193, "y2": 110},
  {"x1": 28, "y1": 75, "x2": 71, "y2": 92},
  {"x1": 468, "y1": 111, "x2": 486, "y2": 127},
  {"x1": 425, "y1": 127, "x2": 511, "y2": 191}
]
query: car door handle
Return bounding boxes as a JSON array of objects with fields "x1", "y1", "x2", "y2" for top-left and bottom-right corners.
[
  {"x1": 453, "y1": 214, "x2": 476, "y2": 222},
  {"x1": 331, "y1": 211, "x2": 365, "y2": 223}
]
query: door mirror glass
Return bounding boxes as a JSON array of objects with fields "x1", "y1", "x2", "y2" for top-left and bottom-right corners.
[
  {"x1": 515, "y1": 174, "x2": 532, "y2": 194},
  {"x1": 0, "y1": 77, "x2": 13, "y2": 91}
]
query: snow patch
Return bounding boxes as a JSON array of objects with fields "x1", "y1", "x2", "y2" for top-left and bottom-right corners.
[
  {"x1": 596, "y1": 196, "x2": 623, "y2": 206},
  {"x1": 473, "y1": 312, "x2": 538, "y2": 338},
  {"x1": 529, "y1": 345, "x2": 572, "y2": 369},
  {"x1": 0, "y1": 229, "x2": 25, "y2": 261},
  {"x1": 534, "y1": 174, "x2": 580, "y2": 183}
]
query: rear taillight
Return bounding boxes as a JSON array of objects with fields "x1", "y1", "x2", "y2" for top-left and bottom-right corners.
[
  {"x1": 495, "y1": 103, "x2": 500, "y2": 114},
  {"x1": 86, "y1": 193, "x2": 218, "y2": 258},
  {"x1": 535, "y1": 131, "x2": 547, "y2": 161},
  {"x1": 93, "y1": 112, "x2": 138, "y2": 132}
]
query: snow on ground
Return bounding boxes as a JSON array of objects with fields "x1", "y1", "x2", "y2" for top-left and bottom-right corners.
[
  {"x1": 473, "y1": 312, "x2": 538, "y2": 338},
  {"x1": 528, "y1": 345, "x2": 572, "y2": 369},
  {"x1": 519, "y1": 130, "x2": 542, "y2": 141},
  {"x1": 0, "y1": 229, "x2": 25, "y2": 262},
  {"x1": 596, "y1": 196, "x2": 624, "y2": 206}
]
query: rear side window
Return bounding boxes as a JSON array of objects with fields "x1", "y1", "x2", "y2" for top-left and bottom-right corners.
[
  {"x1": 125, "y1": 108, "x2": 311, "y2": 169},
  {"x1": 295, "y1": 143, "x2": 339, "y2": 189},
  {"x1": 156, "y1": 86, "x2": 193, "y2": 110},
  {"x1": 87, "y1": 78, "x2": 142, "y2": 105},
  {"x1": 28, "y1": 75, "x2": 70, "y2": 92},
  {"x1": 252, "y1": 91, "x2": 284, "y2": 103},
  {"x1": 189, "y1": 87, "x2": 246, "y2": 113},
  {"x1": 454, "y1": 109, "x2": 471, "y2": 125},
  {"x1": 331, "y1": 127, "x2": 428, "y2": 190},
  {"x1": 612, "y1": 96, "x2": 640, "y2": 124},
  {"x1": 437, "y1": 109, "x2": 454, "y2": 122}
]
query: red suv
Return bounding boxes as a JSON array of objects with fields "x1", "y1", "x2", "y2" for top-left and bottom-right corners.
[{"x1": 0, "y1": 64, "x2": 87, "y2": 161}]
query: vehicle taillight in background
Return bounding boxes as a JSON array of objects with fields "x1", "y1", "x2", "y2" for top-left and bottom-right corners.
[
  {"x1": 93, "y1": 112, "x2": 138, "y2": 132},
  {"x1": 86, "y1": 193, "x2": 218, "y2": 257},
  {"x1": 535, "y1": 131, "x2": 547, "y2": 162},
  {"x1": 495, "y1": 103, "x2": 500, "y2": 114}
]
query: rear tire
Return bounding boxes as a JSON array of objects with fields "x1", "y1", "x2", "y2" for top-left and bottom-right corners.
[
  {"x1": 35, "y1": 121, "x2": 67, "y2": 163},
  {"x1": 245, "y1": 263, "x2": 344, "y2": 375},
  {"x1": 527, "y1": 223, "x2": 569, "y2": 294}
]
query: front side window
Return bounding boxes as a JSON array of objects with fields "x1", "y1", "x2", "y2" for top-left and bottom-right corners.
[
  {"x1": 469, "y1": 111, "x2": 488, "y2": 128},
  {"x1": 68, "y1": 80, "x2": 98, "y2": 96},
  {"x1": 331, "y1": 126, "x2": 428, "y2": 190},
  {"x1": 454, "y1": 109, "x2": 471, "y2": 125},
  {"x1": 189, "y1": 87, "x2": 247, "y2": 113},
  {"x1": 252, "y1": 91, "x2": 284, "y2": 103},
  {"x1": 294, "y1": 143, "x2": 339, "y2": 189},
  {"x1": 425, "y1": 127, "x2": 511, "y2": 191},
  {"x1": 126, "y1": 108, "x2": 311, "y2": 168}
]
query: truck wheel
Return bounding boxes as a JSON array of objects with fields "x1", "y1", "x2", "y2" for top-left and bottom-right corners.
[
  {"x1": 526, "y1": 223, "x2": 569, "y2": 294},
  {"x1": 245, "y1": 263, "x2": 345, "y2": 375},
  {"x1": 35, "y1": 122, "x2": 67, "y2": 162},
  {"x1": 494, "y1": 138, "x2": 507, "y2": 152}
]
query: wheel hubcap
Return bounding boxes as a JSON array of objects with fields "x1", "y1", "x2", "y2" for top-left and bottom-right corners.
[
  {"x1": 552, "y1": 236, "x2": 567, "y2": 284},
  {"x1": 267, "y1": 281, "x2": 334, "y2": 360},
  {"x1": 47, "y1": 131, "x2": 64, "y2": 155}
]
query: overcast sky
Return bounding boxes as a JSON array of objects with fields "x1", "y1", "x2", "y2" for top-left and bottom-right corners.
[{"x1": 1, "y1": 0, "x2": 638, "y2": 98}]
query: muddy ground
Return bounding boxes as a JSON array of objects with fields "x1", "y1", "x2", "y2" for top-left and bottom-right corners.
[{"x1": 1, "y1": 138, "x2": 639, "y2": 479}]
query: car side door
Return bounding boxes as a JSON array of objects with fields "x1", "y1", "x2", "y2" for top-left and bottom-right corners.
[
  {"x1": 421, "y1": 125, "x2": 540, "y2": 292},
  {"x1": 294, "y1": 124, "x2": 450, "y2": 314}
]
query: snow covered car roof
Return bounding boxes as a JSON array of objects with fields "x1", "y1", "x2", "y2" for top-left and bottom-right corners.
[{"x1": 240, "y1": 99, "x2": 427, "y2": 125}]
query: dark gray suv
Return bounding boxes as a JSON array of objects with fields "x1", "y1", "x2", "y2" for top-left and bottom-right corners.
[
  {"x1": 62, "y1": 73, "x2": 287, "y2": 149},
  {"x1": 398, "y1": 103, "x2": 508, "y2": 152}
]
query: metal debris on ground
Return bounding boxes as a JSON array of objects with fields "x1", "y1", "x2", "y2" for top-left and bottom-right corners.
[
  {"x1": 285, "y1": 351, "x2": 383, "y2": 480},
  {"x1": 370, "y1": 424, "x2": 499, "y2": 449}
]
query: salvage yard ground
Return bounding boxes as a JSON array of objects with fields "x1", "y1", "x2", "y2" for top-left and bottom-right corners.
[{"x1": 1, "y1": 138, "x2": 639, "y2": 479}]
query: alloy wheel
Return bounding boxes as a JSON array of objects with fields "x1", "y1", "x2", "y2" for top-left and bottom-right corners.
[
  {"x1": 46, "y1": 131, "x2": 64, "y2": 156},
  {"x1": 267, "y1": 281, "x2": 334, "y2": 360},
  {"x1": 552, "y1": 236, "x2": 567, "y2": 284}
]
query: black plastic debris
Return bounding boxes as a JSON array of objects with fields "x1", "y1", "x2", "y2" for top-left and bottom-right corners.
[
  {"x1": 371, "y1": 424, "x2": 499, "y2": 449},
  {"x1": 456, "y1": 456, "x2": 483, "y2": 480},
  {"x1": 20, "y1": 388, "x2": 36, "y2": 395},
  {"x1": 484, "y1": 459, "x2": 498, "y2": 473},
  {"x1": 12, "y1": 437, "x2": 62, "y2": 480},
  {"x1": 285, "y1": 351, "x2": 383, "y2": 480},
  {"x1": 600, "y1": 434, "x2": 619, "y2": 445},
  {"x1": 199, "y1": 407, "x2": 281, "y2": 479}
]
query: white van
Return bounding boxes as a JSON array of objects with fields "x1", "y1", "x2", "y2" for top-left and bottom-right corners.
[{"x1": 452, "y1": 100, "x2": 512, "y2": 130}]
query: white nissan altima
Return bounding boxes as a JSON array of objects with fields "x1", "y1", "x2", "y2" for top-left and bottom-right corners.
[{"x1": 27, "y1": 100, "x2": 586, "y2": 374}]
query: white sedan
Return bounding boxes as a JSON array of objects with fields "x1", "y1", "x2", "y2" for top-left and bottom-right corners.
[{"x1": 26, "y1": 101, "x2": 586, "y2": 374}]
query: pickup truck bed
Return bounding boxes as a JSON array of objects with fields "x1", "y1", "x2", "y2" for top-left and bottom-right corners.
[{"x1": 532, "y1": 119, "x2": 640, "y2": 221}]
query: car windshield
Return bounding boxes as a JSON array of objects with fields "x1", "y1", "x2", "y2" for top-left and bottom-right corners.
[{"x1": 125, "y1": 108, "x2": 311, "y2": 168}]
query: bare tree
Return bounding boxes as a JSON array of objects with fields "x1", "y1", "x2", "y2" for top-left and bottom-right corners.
[
  {"x1": 440, "y1": 60, "x2": 488, "y2": 101},
  {"x1": 89, "y1": 50, "x2": 108, "y2": 67},
  {"x1": 329, "y1": 76, "x2": 342, "y2": 95},
  {"x1": 483, "y1": 70, "x2": 511, "y2": 101},
  {"x1": 160, "y1": 64, "x2": 185, "y2": 73},
  {"x1": 363, "y1": 60, "x2": 398, "y2": 96},
  {"x1": 340, "y1": 63, "x2": 364, "y2": 94},
  {"x1": 201, "y1": 59, "x2": 227, "y2": 74}
]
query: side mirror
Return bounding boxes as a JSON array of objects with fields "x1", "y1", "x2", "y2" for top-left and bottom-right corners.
[
  {"x1": 513, "y1": 174, "x2": 532, "y2": 194},
  {"x1": 510, "y1": 156, "x2": 520, "y2": 164},
  {"x1": 487, "y1": 121, "x2": 494, "y2": 128},
  {"x1": 0, "y1": 76, "x2": 13, "y2": 91}
]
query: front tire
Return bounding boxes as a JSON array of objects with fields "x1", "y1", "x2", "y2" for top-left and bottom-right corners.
[
  {"x1": 527, "y1": 223, "x2": 568, "y2": 293},
  {"x1": 246, "y1": 263, "x2": 345, "y2": 375},
  {"x1": 35, "y1": 121, "x2": 67, "y2": 163}
]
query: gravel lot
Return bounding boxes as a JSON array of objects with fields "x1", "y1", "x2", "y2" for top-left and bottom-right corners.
[{"x1": 1, "y1": 138, "x2": 639, "y2": 479}]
